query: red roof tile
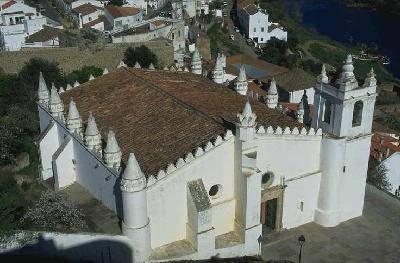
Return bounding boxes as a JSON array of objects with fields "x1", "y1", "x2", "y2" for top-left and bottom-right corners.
[
  {"x1": 60, "y1": 68, "x2": 300, "y2": 176},
  {"x1": 105, "y1": 5, "x2": 140, "y2": 18},
  {"x1": 1, "y1": 0, "x2": 16, "y2": 10}
]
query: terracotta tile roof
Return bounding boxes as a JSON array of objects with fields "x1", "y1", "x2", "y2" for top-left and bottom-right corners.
[
  {"x1": 72, "y1": 3, "x2": 98, "y2": 16},
  {"x1": 1, "y1": 0, "x2": 16, "y2": 10},
  {"x1": 105, "y1": 5, "x2": 140, "y2": 18},
  {"x1": 370, "y1": 132, "x2": 400, "y2": 161},
  {"x1": 60, "y1": 68, "x2": 300, "y2": 176},
  {"x1": 83, "y1": 16, "x2": 105, "y2": 28},
  {"x1": 26, "y1": 26, "x2": 63, "y2": 43}
]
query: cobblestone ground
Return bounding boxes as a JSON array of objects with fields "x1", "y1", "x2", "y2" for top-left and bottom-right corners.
[{"x1": 262, "y1": 185, "x2": 400, "y2": 263}]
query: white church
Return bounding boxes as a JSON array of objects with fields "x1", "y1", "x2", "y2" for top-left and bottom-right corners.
[{"x1": 37, "y1": 53, "x2": 377, "y2": 262}]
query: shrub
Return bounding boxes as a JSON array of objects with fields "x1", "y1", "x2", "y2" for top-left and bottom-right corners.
[
  {"x1": 123, "y1": 45, "x2": 158, "y2": 68},
  {"x1": 21, "y1": 191, "x2": 88, "y2": 232}
]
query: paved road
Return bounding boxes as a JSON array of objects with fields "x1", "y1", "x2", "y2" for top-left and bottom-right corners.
[
  {"x1": 262, "y1": 185, "x2": 400, "y2": 263},
  {"x1": 223, "y1": 0, "x2": 258, "y2": 58}
]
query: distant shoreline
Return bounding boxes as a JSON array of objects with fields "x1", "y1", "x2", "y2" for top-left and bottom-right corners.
[{"x1": 344, "y1": 0, "x2": 400, "y2": 16}]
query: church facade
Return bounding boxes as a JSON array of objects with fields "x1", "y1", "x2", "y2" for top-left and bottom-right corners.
[{"x1": 36, "y1": 54, "x2": 376, "y2": 262}]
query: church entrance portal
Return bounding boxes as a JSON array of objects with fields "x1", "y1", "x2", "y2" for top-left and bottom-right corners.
[{"x1": 261, "y1": 185, "x2": 284, "y2": 233}]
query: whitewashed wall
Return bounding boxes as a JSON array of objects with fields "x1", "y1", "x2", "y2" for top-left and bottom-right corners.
[
  {"x1": 147, "y1": 138, "x2": 236, "y2": 249},
  {"x1": 38, "y1": 107, "x2": 120, "y2": 215},
  {"x1": 289, "y1": 87, "x2": 315, "y2": 104},
  {"x1": 381, "y1": 152, "x2": 400, "y2": 195},
  {"x1": 339, "y1": 135, "x2": 371, "y2": 221},
  {"x1": 256, "y1": 134, "x2": 322, "y2": 183},
  {"x1": 282, "y1": 172, "x2": 321, "y2": 228}
]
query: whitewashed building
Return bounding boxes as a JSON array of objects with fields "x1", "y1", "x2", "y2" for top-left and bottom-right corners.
[
  {"x1": 112, "y1": 17, "x2": 186, "y2": 53},
  {"x1": 37, "y1": 54, "x2": 376, "y2": 262},
  {"x1": 105, "y1": 5, "x2": 142, "y2": 31},
  {"x1": 236, "y1": 0, "x2": 287, "y2": 45},
  {"x1": 71, "y1": 3, "x2": 104, "y2": 30},
  {"x1": 55, "y1": 0, "x2": 106, "y2": 13},
  {"x1": 0, "y1": 0, "x2": 47, "y2": 50}
]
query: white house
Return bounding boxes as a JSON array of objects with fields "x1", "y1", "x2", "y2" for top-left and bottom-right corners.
[
  {"x1": 55, "y1": 0, "x2": 106, "y2": 13},
  {"x1": 112, "y1": 17, "x2": 186, "y2": 55},
  {"x1": 124, "y1": 0, "x2": 147, "y2": 14},
  {"x1": 236, "y1": 0, "x2": 287, "y2": 45},
  {"x1": 0, "y1": 0, "x2": 47, "y2": 50},
  {"x1": 36, "y1": 54, "x2": 376, "y2": 262},
  {"x1": 72, "y1": 3, "x2": 104, "y2": 30},
  {"x1": 105, "y1": 5, "x2": 142, "y2": 31},
  {"x1": 23, "y1": 25, "x2": 62, "y2": 48}
]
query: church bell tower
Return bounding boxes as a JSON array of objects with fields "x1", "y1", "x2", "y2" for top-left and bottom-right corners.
[{"x1": 312, "y1": 55, "x2": 377, "y2": 227}]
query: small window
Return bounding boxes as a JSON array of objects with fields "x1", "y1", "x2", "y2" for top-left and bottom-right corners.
[
  {"x1": 352, "y1": 100, "x2": 363, "y2": 127},
  {"x1": 300, "y1": 201, "x2": 304, "y2": 212},
  {"x1": 172, "y1": 33, "x2": 175, "y2": 39},
  {"x1": 261, "y1": 27, "x2": 264, "y2": 32},
  {"x1": 209, "y1": 184, "x2": 222, "y2": 198},
  {"x1": 253, "y1": 27, "x2": 256, "y2": 32},
  {"x1": 261, "y1": 172, "x2": 274, "y2": 187}
]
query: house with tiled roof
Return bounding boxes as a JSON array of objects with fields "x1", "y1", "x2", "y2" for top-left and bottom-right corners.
[
  {"x1": 72, "y1": 3, "x2": 104, "y2": 30},
  {"x1": 24, "y1": 25, "x2": 63, "y2": 47},
  {"x1": 36, "y1": 54, "x2": 377, "y2": 262},
  {"x1": 236, "y1": 0, "x2": 287, "y2": 45},
  {"x1": 54, "y1": 0, "x2": 106, "y2": 14},
  {"x1": 105, "y1": 5, "x2": 142, "y2": 31},
  {"x1": 0, "y1": 0, "x2": 63, "y2": 50}
]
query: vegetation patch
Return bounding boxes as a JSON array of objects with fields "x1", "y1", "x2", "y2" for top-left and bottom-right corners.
[{"x1": 207, "y1": 23, "x2": 241, "y2": 57}]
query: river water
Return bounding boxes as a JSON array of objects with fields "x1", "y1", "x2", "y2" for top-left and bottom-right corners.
[{"x1": 283, "y1": 0, "x2": 400, "y2": 80}]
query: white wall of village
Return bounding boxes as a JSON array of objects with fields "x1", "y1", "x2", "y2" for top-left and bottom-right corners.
[
  {"x1": 112, "y1": 20, "x2": 185, "y2": 52},
  {"x1": 147, "y1": 138, "x2": 236, "y2": 249},
  {"x1": 105, "y1": 11, "x2": 143, "y2": 31}
]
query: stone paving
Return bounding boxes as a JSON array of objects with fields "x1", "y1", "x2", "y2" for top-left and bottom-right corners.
[{"x1": 262, "y1": 185, "x2": 400, "y2": 263}]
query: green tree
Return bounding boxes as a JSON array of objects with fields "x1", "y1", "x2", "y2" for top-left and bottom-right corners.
[
  {"x1": 19, "y1": 58, "x2": 64, "y2": 88},
  {"x1": 67, "y1": 66, "x2": 103, "y2": 84},
  {"x1": 367, "y1": 159, "x2": 392, "y2": 192},
  {"x1": 123, "y1": 45, "x2": 158, "y2": 68},
  {"x1": 107, "y1": 0, "x2": 123, "y2": 6}
]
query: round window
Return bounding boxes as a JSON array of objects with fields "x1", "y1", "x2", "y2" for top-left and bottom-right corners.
[
  {"x1": 209, "y1": 184, "x2": 222, "y2": 198},
  {"x1": 261, "y1": 172, "x2": 274, "y2": 187}
]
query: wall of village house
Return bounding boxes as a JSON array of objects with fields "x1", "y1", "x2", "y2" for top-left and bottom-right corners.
[
  {"x1": 146, "y1": 139, "x2": 236, "y2": 249},
  {"x1": 248, "y1": 12, "x2": 269, "y2": 43},
  {"x1": 106, "y1": 12, "x2": 143, "y2": 31},
  {"x1": 80, "y1": 11, "x2": 100, "y2": 26},
  {"x1": 266, "y1": 27, "x2": 287, "y2": 42}
]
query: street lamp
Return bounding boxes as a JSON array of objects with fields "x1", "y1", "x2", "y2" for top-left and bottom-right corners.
[{"x1": 298, "y1": 235, "x2": 306, "y2": 263}]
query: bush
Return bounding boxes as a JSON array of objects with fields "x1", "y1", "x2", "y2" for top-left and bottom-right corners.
[
  {"x1": 0, "y1": 172, "x2": 26, "y2": 232},
  {"x1": 21, "y1": 191, "x2": 88, "y2": 232},
  {"x1": 367, "y1": 159, "x2": 392, "y2": 192},
  {"x1": 123, "y1": 45, "x2": 158, "y2": 68},
  {"x1": 67, "y1": 66, "x2": 103, "y2": 84}
]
